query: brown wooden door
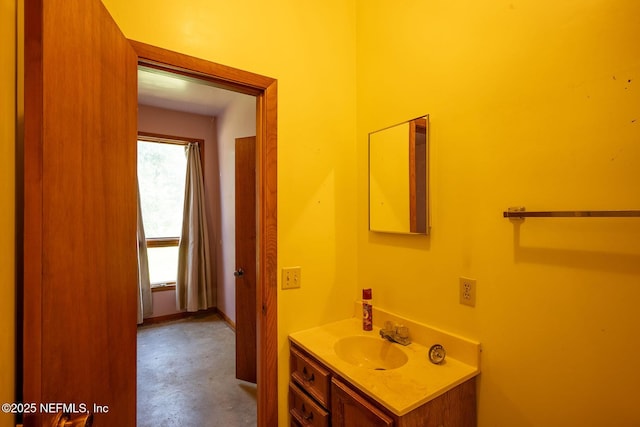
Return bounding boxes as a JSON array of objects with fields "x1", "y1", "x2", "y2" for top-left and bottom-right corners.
[
  {"x1": 234, "y1": 136, "x2": 258, "y2": 383},
  {"x1": 23, "y1": 0, "x2": 137, "y2": 425}
]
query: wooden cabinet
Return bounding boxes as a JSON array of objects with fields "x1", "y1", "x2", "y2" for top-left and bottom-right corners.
[{"x1": 289, "y1": 341, "x2": 477, "y2": 427}]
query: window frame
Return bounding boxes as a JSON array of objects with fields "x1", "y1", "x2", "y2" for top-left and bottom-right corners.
[{"x1": 137, "y1": 132, "x2": 204, "y2": 290}]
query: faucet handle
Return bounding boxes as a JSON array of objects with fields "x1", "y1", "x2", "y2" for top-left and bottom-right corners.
[
  {"x1": 384, "y1": 320, "x2": 394, "y2": 331},
  {"x1": 396, "y1": 325, "x2": 409, "y2": 340}
]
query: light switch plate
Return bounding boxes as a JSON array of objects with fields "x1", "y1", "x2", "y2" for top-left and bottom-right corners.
[{"x1": 282, "y1": 267, "x2": 301, "y2": 290}]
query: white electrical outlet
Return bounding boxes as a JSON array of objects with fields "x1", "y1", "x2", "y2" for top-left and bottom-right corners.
[
  {"x1": 459, "y1": 277, "x2": 476, "y2": 307},
  {"x1": 282, "y1": 267, "x2": 302, "y2": 290}
]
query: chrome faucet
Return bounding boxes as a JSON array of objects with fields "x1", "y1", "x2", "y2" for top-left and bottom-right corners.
[{"x1": 379, "y1": 321, "x2": 411, "y2": 346}]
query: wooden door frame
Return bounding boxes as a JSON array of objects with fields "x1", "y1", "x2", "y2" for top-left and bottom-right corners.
[{"x1": 130, "y1": 41, "x2": 278, "y2": 426}]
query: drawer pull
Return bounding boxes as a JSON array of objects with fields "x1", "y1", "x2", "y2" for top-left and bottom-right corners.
[
  {"x1": 302, "y1": 366, "x2": 315, "y2": 383},
  {"x1": 301, "y1": 404, "x2": 314, "y2": 421}
]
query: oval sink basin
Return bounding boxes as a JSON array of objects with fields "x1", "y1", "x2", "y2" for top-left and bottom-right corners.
[{"x1": 334, "y1": 336, "x2": 408, "y2": 370}]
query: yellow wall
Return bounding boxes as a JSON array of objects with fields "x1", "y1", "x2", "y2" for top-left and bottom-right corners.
[
  {"x1": 6, "y1": 1, "x2": 639, "y2": 425},
  {"x1": 356, "y1": 1, "x2": 640, "y2": 425},
  {"x1": 101, "y1": 0, "x2": 359, "y2": 423},
  {"x1": 0, "y1": 0, "x2": 16, "y2": 425}
]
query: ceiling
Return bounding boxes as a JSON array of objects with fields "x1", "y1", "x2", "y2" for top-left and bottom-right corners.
[{"x1": 137, "y1": 66, "x2": 253, "y2": 117}]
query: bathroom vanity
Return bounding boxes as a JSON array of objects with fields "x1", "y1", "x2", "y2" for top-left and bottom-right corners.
[{"x1": 288, "y1": 309, "x2": 480, "y2": 427}]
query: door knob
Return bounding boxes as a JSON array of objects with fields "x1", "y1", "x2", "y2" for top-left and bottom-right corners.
[{"x1": 234, "y1": 268, "x2": 244, "y2": 277}]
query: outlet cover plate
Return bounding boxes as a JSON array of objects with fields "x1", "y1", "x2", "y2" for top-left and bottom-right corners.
[{"x1": 459, "y1": 277, "x2": 476, "y2": 307}]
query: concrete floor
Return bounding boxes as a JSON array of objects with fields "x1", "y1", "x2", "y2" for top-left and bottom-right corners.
[{"x1": 137, "y1": 313, "x2": 257, "y2": 426}]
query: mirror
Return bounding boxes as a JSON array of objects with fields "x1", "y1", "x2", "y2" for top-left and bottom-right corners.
[{"x1": 369, "y1": 115, "x2": 429, "y2": 234}]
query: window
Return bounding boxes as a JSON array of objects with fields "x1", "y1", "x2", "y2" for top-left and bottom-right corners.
[{"x1": 137, "y1": 136, "x2": 188, "y2": 287}]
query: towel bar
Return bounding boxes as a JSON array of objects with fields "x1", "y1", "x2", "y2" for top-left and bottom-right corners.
[{"x1": 503, "y1": 207, "x2": 640, "y2": 219}]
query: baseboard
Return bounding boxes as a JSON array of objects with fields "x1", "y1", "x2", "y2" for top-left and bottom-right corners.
[
  {"x1": 217, "y1": 309, "x2": 236, "y2": 331},
  {"x1": 140, "y1": 307, "x2": 219, "y2": 326}
]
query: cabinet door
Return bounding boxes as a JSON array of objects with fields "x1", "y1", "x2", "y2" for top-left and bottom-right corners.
[{"x1": 331, "y1": 378, "x2": 394, "y2": 427}]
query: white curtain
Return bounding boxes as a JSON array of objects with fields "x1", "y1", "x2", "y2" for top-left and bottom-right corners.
[
  {"x1": 176, "y1": 143, "x2": 214, "y2": 312},
  {"x1": 137, "y1": 183, "x2": 153, "y2": 324}
]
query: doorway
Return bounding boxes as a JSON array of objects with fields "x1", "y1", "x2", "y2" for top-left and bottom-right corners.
[
  {"x1": 136, "y1": 67, "x2": 258, "y2": 413},
  {"x1": 132, "y1": 41, "x2": 278, "y2": 426}
]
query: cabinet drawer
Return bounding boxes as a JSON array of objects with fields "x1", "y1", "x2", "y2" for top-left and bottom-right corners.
[
  {"x1": 289, "y1": 383, "x2": 329, "y2": 427},
  {"x1": 290, "y1": 345, "x2": 331, "y2": 408}
]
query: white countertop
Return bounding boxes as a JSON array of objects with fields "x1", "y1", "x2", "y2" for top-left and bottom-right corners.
[{"x1": 289, "y1": 309, "x2": 480, "y2": 416}]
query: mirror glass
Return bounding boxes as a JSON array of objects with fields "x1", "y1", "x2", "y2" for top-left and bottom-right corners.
[{"x1": 368, "y1": 115, "x2": 429, "y2": 234}]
